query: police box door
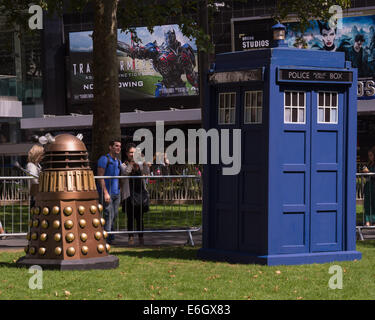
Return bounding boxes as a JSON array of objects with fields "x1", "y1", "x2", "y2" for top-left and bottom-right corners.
[
  {"x1": 209, "y1": 87, "x2": 240, "y2": 251},
  {"x1": 282, "y1": 88, "x2": 344, "y2": 253},
  {"x1": 310, "y1": 89, "x2": 344, "y2": 252}
]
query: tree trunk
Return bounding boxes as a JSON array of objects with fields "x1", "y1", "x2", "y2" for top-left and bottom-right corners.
[
  {"x1": 91, "y1": 0, "x2": 121, "y2": 163},
  {"x1": 199, "y1": 0, "x2": 209, "y2": 122}
]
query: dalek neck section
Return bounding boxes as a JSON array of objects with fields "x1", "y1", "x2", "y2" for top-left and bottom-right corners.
[
  {"x1": 38, "y1": 134, "x2": 97, "y2": 193},
  {"x1": 42, "y1": 151, "x2": 90, "y2": 170},
  {"x1": 38, "y1": 170, "x2": 96, "y2": 193}
]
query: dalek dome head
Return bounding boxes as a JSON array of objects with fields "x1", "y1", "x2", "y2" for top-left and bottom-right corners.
[
  {"x1": 42, "y1": 134, "x2": 90, "y2": 170},
  {"x1": 44, "y1": 134, "x2": 87, "y2": 153}
]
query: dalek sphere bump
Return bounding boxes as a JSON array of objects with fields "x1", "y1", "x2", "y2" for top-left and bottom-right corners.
[{"x1": 16, "y1": 134, "x2": 119, "y2": 270}]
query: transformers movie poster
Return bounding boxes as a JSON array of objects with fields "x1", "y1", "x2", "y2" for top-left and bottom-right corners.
[{"x1": 69, "y1": 24, "x2": 199, "y2": 103}]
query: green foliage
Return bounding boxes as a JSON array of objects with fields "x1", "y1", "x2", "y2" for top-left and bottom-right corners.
[{"x1": 274, "y1": 0, "x2": 351, "y2": 33}]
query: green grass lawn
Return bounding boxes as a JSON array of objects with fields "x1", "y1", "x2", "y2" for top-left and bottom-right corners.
[{"x1": 0, "y1": 241, "x2": 374, "y2": 300}]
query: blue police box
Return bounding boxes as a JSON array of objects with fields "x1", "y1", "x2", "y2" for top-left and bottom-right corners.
[{"x1": 197, "y1": 32, "x2": 362, "y2": 266}]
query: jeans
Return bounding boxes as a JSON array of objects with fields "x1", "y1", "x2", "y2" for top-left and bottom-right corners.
[{"x1": 102, "y1": 194, "x2": 121, "y2": 240}]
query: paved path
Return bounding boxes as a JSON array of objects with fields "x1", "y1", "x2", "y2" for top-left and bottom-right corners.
[
  {"x1": 0, "y1": 229, "x2": 202, "y2": 251},
  {"x1": 1, "y1": 228, "x2": 374, "y2": 252}
]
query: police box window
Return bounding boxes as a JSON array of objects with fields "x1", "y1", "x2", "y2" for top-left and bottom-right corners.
[
  {"x1": 244, "y1": 91, "x2": 262, "y2": 124},
  {"x1": 218, "y1": 92, "x2": 236, "y2": 125},
  {"x1": 318, "y1": 92, "x2": 338, "y2": 124},
  {"x1": 284, "y1": 91, "x2": 305, "y2": 124}
]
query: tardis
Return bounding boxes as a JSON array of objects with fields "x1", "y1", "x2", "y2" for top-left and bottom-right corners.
[{"x1": 198, "y1": 28, "x2": 362, "y2": 266}]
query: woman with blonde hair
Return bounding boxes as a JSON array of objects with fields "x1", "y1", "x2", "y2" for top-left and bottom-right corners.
[{"x1": 26, "y1": 144, "x2": 44, "y2": 206}]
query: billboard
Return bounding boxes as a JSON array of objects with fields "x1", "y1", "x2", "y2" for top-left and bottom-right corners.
[
  {"x1": 285, "y1": 15, "x2": 375, "y2": 100},
  {"x1": 68, "y1": 24, "x2": 199, "y2": 104},
  {"x1": 232, "y1": 18, "x2": 273, "y2": 51}
]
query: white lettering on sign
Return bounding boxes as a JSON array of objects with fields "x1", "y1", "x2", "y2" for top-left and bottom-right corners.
[
  {"x1": 358, "y1": 80, "x2": 375, "y2": 97},
  {"x1": 209, "y1": 70, "x2": 262, "y2": 83},
  {"x1": 313, "y1": 72, "x2": 327, "y2": 80},
  {"x1": 330, "y1": 72, "x2": 343, "y2": 80},
  {"x1": 288, "y1": 71, "x2": 310, "y2": 80},
  {"x1": 242, "y1": 40, "x2": 270, "y2": 49}
]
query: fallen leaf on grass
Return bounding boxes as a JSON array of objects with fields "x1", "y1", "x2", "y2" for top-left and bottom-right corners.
[
  {"x1": 296, "y1": 297, "x2": 303, "y2": 300},
  {"x1": 253, "y1": 275, "x2": 259, "y2": 278},
  {"x1": 207, "y1": 274, "x2": 221, "y2": 280},
  {"x1": 117, "y1": 294, "x2": 123, "y2": 298},
  {"x1": 64, "y1": 290, "x2": 71, "y2": 297},
  {"x1": 275, "y1": 270, "x2": 281, "y2": 274},
  {"x1": 97, "y1": 289, "x2": 103, "y2": 293},
  {"x1": 203, "y1": 288, "x2": 208, "y2": 292}
]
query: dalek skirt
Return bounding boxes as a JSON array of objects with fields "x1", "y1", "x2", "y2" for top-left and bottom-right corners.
[{"x1": 16, "y1": 134, "x2": 119, "y2": 270}]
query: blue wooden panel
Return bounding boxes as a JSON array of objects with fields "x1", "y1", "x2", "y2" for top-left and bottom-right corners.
[
  {"x1": 313, "y1": 171, "x2": 337, "y2": 203},
  {"x1": 311, "y1": 211, "x2": 338, "y2": 244},
  {"x1": 215, "y1": 209, "x2": 238, "y2": 250},
  {"x1": 310, "y1": 90, "x2": 343, "y2": 252},
  {"x1": 282, "y1": 131, "x2": 306, "y2": 164},
  {"x1": 280, "y1": 213, "x2": 306, "y2": 250},
  {"x1": 314, "y1": 131, "x2": 338, "y2": 163},
  {"x1": 282, "y1": 172, "x2": 305, "y2": 205}
]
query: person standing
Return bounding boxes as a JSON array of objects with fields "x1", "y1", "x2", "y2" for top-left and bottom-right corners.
[
  {"x1": 26, "y1": 144, "x2": 44, "y2": 207},
  {"x1": 362, "y1": 146, "x2": 375, "y2": 226},
  {"x1": 0, "y1": 221, "x2": 5, "y2": 239},
  {"x1": 343, "y1": 34, "x2": 367, "y2": 76},
  {"x1": 97, "y1": 139, "x2": 122, "y2": 244},
  {"x1": 121, "y1": 143, "x2": 150, "y2": 246}
]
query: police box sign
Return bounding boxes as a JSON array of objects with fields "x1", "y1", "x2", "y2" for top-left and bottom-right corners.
[
  {"x1": 209, "y1": 69, "x2": 263, "y2": 84},
  {"x1": 278, "y1": 69, "x2": 353, "y2": 83}
]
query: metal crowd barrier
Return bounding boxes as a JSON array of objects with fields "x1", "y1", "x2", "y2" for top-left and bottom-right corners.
[
  {"x1": 0, "y1": 175, "x2": 202, "y2": 246},
  {"x1": 356, "y1": 172, "x2": 375, "y2": 240}
]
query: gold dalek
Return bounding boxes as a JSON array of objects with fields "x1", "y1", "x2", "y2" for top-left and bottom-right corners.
[{"x1": 17, "y1": 134, "x2": 119, "y2": 270}]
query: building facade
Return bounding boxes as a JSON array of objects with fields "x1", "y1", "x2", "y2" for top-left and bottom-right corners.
[{"x1": 2, "y1": 0, "x2": 375, "y2": 171}]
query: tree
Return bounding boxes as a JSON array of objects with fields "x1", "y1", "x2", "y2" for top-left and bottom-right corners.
[
  {"x1": 274, "y1": 0, "x2": 351, "y2": 33},
  {"x1": 0, "y1": 0, "x2": 352, "y2": 163}
]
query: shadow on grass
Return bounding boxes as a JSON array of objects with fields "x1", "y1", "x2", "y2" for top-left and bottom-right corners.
[
  {"x1": 113, "y1": 246, "x2": 200, "y2": 261},
  {"x1": 0, "y1": 261, "x2": 25, "y2": 269},
  {"x1": 357, "y1": 240, "x2": 375, "y2": 248}
]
